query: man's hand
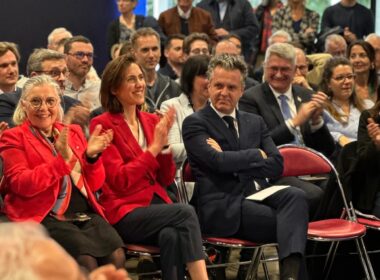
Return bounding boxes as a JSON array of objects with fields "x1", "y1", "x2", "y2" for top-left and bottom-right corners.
[
  {"x1": 367, "y1": 118, "x2": 380, "y2": 148},
  {"x1": 293, "y1": 76, "x2": 311, "y2": 89},
  {"x1": 215, "y1": 28, "x2": 229, "y2": 37},
  {"x1": 0, "y1": 121, "x2": 9, "y2": 136},
  {"x1": 259, "y1": 149, "x2": 267, "y2": 159},
  {"x1": 343, "y1": 27, "x2": 357, "y2": 43},
  {"x1": 207, "y1": 138, "x2": 222, "y2": 152}
]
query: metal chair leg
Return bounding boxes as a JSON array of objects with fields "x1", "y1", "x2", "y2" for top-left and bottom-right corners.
[
  {"x1": 355, "y1": 237, "x2": 376, "y2": 280},
  {"x1": 322, "y1": 241, "x2": 340, "y2": 280},
  {"x1": 260, "y1": 250, "x2": 271, "y2": 280},
  {"x1": 245, "y1": 247, "x2": 263, "y2": 280}
]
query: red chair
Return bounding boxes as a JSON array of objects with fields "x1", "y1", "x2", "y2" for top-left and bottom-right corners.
[
  {"x1": 278, "y1": 144, "x2": 376, "y2": 280},
  {"x1": 179, "y1": 158, "x2": 274, "y2": 280}
]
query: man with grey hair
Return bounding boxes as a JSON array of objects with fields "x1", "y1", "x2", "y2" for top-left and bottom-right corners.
[
  {"x1": 0, "y1": 48, "x2": 87, "y2": 127},
  {"x1": 324, "y1": 34, "x2": 347, "y2": 57},
  {"x1": 183, "y1": 53, "x2": 309, "y2": 280},
  {"x1": 131, "y1": 27, "x2": 181, "y2": 112},
  {"x1": 47, "y1": 27, "x2": 73, "y2": 51},
  {"x1": 240, "y1": 43, "x2": 335, "y2": 219},
  {"x1": 268, "y1": 30, "x2": 292, "y2": 45}
]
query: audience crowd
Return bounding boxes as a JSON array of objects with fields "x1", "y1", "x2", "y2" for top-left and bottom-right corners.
[{"x1": 0, "y1": 0, "x2": 378, "y2": 279}]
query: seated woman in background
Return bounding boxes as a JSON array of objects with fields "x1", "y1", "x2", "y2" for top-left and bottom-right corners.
[
  {"x1": 357, "y1": 86, "x2": 380, "y2": 217},
  {"x1": 107, "y1": 0, "x2": 165, "y2": 58},
  {"x1": 272, "y1": 0, "x2": 319, "y2": 53},
  {"x1": 320, "y1": 57, "x2": 373, "y2": 148},
  {"x1": 0, "y1": 75, "x2": 125, "y2": 271},
  {"x1": 90, "y1": 55, "x2": 208, "y2": 280},
  {"x1": 160, "y1": 55, "x2": 210, "y2": 169},
  {"x1": 347, "y1": 40, "x2": 377, "y2": 102}
]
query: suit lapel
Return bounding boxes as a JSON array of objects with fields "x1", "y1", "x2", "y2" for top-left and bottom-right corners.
[
  {"x1": 292, "y1": 86, "x2": 306, "y2": 110},
  {"x1": 203, "y1": 104, "x2": 239, "y2": 149},
  {"x1": 109, "y1": 113, "x2": 143, "y2": 158},
  {"x1": 262, "y1": 83, "x2": 284, "y2": 123}
]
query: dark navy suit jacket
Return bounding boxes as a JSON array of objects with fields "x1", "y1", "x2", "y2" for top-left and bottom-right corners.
[
  {"x1": 239, "y1": 82, "x2": 335, "y2": 157},
  {"x1": 182, "y1": 104, "x2": 283, "y2": 236}
]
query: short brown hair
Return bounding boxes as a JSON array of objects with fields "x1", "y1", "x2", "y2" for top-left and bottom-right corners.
[
  {"x1": 63, "y1": 35, "x2": 92, "y2": 54},
  {"x1": 130, "y1": 27, "x2": 160, "y2": 50},
  {"x1": 183, "y1": 33, "x2": 210, "y2": 55},
  {"x1": 100, "y1": 54, "x2": 144, "y2": 113},
  {"x1": 0, "y1": 42, "x2": 20, "y2": 62}
]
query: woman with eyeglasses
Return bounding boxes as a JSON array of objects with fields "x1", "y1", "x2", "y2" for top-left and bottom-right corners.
[
  {"x1": 0, "y1": 75, "x2": 126, "y2": 272},
  {"x1": 347, "y1": 40, "x2": 378, "y2": 102},
  {"x1": 107, "y1": 0, "x2": 166, "y2": 58},
  {"x1": 320, "y1": 57, "x2": 373, "y2": 148},
  {"x1": 90, "y1": 55, "x2": 208, "y2": 280}
]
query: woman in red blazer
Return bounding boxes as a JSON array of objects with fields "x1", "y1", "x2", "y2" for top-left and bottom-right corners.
[
  {"x1": 0, "y1": 75, "x2": 125, "y2": 271},
  {"x1": 90, "y1": 55, "x2": 208, "y2": 280}
]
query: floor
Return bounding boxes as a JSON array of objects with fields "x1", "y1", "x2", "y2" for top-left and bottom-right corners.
[{"x1": 126, "y1": 246, "x2": 280, "y2": 280}]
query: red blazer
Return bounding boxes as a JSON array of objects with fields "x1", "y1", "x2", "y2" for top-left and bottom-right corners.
[
  {"x1": 0, "y1": 121, "x2": 106, "y2": 222},
  {"x1": 90, "y1": 111, "x2": 176, "y2": 225},
  {"x1": 158, "y1": 6, "x2": 218, "y2": 43}
]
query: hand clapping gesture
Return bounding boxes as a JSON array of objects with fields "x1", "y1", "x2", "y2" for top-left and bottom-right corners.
[
  {"x1": 55, "y1": 126, "x2": 74, "y2": 162},
  {"x1": 86, "y1": 124, "x2": 114, "y2": 158},
  {"x1": 148, "y1": 106, "x2": 176, "y2": 156},
  {"x1": 367, "y1": 118, "x2": 380, "y2": 149}
]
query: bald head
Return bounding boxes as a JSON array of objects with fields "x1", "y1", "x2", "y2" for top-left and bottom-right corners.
[{"x1": 214, "y1": 40, "x2": 240, "y2": 56}]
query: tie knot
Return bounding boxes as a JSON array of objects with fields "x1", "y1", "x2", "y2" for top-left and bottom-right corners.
[
  {"x1": 278, "y1": 95, "x2": 288, "y2": 102},
  {"x1": 222, "y1": 116, "x2": 235, "y2": 127}
]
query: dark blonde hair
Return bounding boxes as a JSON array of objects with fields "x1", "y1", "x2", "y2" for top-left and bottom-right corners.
[{"x1": 320, "y1": 57, "x2": 366, "y2": 123}]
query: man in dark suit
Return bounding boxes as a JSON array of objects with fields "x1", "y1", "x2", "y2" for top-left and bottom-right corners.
[
  {"x1": 239, "y1": 43, "x2": 335, "y2": 219},
  {"x1": 196, "y1": 0, "x2": 259, "y2": 61},
  {"x1": 182, "y1": 54, "x2": 309, "y2": 280}
]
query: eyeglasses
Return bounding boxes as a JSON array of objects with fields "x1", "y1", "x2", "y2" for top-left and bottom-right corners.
[
  {"x1": 26, "y1": 97, "x2": 58, "y2": 110},
  {"x1": 266, "y1": 66, "x2": 293, "y2": 74},
  {"x1": 67, "y1": 52, "x2": 94, "y2": 60},
  {"x1": 295, "y1": 64, "x2": 308, "y2": 72},
  {"x1": 190, "y1": 48, "x2": 210, "y2": 55},
  {"x1": 36, "y1": 69, "x2": 69, "y2": 78},
  {"x1": 117, "y1": 0, "x2": 136, "y2": 2},
  {"x1": 331, "y1": 74, "x2": 356, "y2": 82}
]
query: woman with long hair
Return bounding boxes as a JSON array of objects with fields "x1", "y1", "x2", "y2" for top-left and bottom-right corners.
[
  {"x1": 320, "y1": 57, "x2": 373, "y2": 147},
  {"x1": 90, "y1": 55, "x2": 208, "y2": 280},
  {"x1": 347, "y1": 40, "x2": 377, "y2": 102}
]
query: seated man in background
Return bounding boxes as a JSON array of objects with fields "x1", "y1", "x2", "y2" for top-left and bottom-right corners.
[
  {"x1": 183, "y1": 54, "x2": 309, "y2": 280},
  {"x1": 182, "y1": 32, "x2": 211, "y2": 60},
  {"x1": 324, "y1": 34, "x2": 347, "y2": 57},
  {"x1": 240, "y1": 43, "x2": 335, "y2": 219},
  {"x1": 213, "y1": 39, "x2": 258, "y2": 90},
  {"x1": 158, "y1": 34, "x2": 186, "y2": 80},
  {"x1": 63, "y1": 35, "x2": 101, "y2": 110},
  {"x1": 0, "y1": 48, "x2": 87, "y2": 127},
  {"x1": 131, "y1": 27, "x2": 181, "y2": 112}
]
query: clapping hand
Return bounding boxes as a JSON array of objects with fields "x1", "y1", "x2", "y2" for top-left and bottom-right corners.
[
  {"x1": 89, "y1": 264, "x2": 131, "y2": 280},
  {"x1": 55, "y1": 126, "x2": 74, "y2": 162},
  {"x1": 86, "y1": 124, "x2": 113, "y2": 158},
  {"x1": 367, "y1": 118, "x2": 380, "y2": 148},
  {"x1": 0, "y1": 121, "x2": 9, "y2": 136},
  {"x1": 148, "y1": 106, "x2": 176, "y2": 156}
]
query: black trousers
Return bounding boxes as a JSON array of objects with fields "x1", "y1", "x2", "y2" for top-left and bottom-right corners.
[
  {"x1": 235, "y1": 187, "x2": 309, "y2": 260},
  {"x1": 114, "y1": 203, "x2": 205, "y2": 280},
  {"x1": 274, "y1": 176, "x2": 323, "y2": 220}
]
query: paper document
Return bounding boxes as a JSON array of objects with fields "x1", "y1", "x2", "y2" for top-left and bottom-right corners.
[{"x1": 246, "y1": 185, "x2": 290, "y2": 201}]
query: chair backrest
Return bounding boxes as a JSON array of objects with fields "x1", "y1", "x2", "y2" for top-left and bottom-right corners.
[
  {"x1": 278, "y1": 144, "x2": 356, "y2": 221},
  {"x1": 178, "y1": 158, "x2": 193, "y2": 204}
]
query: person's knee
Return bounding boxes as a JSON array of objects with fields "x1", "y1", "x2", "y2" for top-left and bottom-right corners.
[
  {"x1": 158, "y1": 227, "x2": 178, "y2": 245},
  {"x1": 173, "y1": 203, "x2": 197, "y2": 220}
]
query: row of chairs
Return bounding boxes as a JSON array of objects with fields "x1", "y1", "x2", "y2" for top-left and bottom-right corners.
[{"x1": 176, "y1": 144, "x2": 378, "y2": 280}]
